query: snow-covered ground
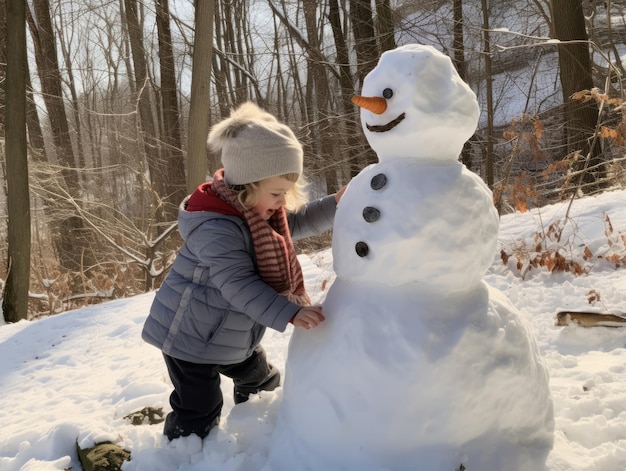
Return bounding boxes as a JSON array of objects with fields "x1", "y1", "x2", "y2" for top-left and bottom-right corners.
[{"x1": 1, "y1": 188, "x2": 625, "y2": 471}]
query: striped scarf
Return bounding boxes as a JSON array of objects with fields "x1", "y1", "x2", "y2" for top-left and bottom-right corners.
[{"x1": 211, "y1": 169, "x2": 311, "y2": 307}]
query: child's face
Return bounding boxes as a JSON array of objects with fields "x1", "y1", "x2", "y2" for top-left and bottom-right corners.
[{"x1": 254, "y1": 176, "x2": 295, "y2": 219}]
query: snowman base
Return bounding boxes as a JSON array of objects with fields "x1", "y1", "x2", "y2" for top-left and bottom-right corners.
[{"x1": 266, "y1": 280, "x2": 555, "y2": 471}]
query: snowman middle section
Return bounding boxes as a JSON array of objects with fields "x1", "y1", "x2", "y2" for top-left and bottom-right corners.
[{"x1": 332, "y1": 158, "x2": 498, "y2": 288}]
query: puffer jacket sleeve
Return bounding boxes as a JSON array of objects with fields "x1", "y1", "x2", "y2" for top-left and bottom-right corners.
[
  {"x1": 288, "y1": 194, "x2": 337, "y2": 240},
  {"x1": 187, "y1": 218, "x2": 301, "y2": 332}
]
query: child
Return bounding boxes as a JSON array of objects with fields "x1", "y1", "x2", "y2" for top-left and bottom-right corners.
[{"x1": 142, "y1": 101, "x2": 344, "y2": 441}]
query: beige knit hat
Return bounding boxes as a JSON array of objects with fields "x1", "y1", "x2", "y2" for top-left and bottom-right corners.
[{"x1": 207, "y1": 102, "x2": 303, "y2": 186}]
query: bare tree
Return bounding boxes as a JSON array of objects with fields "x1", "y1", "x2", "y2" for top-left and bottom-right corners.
[
  {"x1": 481, "y1": 0, "x2": 495, "y2": 187},
  {"x1": 301, "y1": 2, "x2": 338, "y2": 193},
  {"x1": 0, "y1": 0, "x2": 5, "y2": 136},
  {"x1": 452, "y1": 0, "x2": 475, "y2": 170},
  {"x1": 123, "y1": 0, "x2": 170, "y2": 224},
  {"x1": 3, "y1": 0, "x2": 30, "y2": 322},
  {"x1": 349, "y1": 0, "x2": 380, "y2": 171},
  {"x1": 211, "y1": 1, "x2": 231, "y2": 119},
  {"x1": 328, "y1": 0, "x2": 361, "y2": 182},
  {"x1": 155, "y1": 0, "x2": 186, "y2": 209},
  {"x1": 27, "y1": 0, "x2": 95, "y2": 273},
  {"x1": 187, "y1": 0, "x2": 214, "y2": 192},
  {"x1": 350, "y1": 0, "x2": 379, "y2": 89},
  {"x1": 552, "y1": 0, "x2": 607, "y2": 191},
  {"x1": 376, "y1": 0, "x2": 396, "y2": 53},
  {"x1": 55, "y1": 4, "x2": 87, "y2": 169},
  {"x1": 216, "y1": 0, "x2": 254, "y2": 106}
]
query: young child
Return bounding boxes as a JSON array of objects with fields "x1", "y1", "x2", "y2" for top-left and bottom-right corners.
[{"x1": 142, "y1": 101, "x2": 344, "y2": 441}]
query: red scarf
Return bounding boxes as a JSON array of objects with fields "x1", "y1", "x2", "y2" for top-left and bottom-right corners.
[{"x1": 210, "y1": 169, "x2": 311, "y2": 306}]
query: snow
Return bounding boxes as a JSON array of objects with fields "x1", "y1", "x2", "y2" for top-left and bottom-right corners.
[{"x1": 0, "y1": 190, "x2": 625, "y2": 471}]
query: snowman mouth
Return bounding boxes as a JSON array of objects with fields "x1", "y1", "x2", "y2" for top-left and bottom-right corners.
[{"x1": 366, "y1": 113, "x2": 406, "y2": 133}]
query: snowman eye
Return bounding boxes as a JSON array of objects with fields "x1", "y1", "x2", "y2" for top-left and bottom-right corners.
[{"x1": 382, "y1": 88, "x2": 393, "y2": 99}]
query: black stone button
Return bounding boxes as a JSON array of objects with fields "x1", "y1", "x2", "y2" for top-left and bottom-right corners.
[
  {"x1": 355, "y1": 241, "x2": 369, "y2": 257},
  {"x1": 363, "y1": 206, "x2": 380, "y2": 222},
  {"x1": 370, "y1": 173, "x2": 387, "y2": 190}
]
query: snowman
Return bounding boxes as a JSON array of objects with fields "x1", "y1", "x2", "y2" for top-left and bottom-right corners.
[{"x1": 266, "y1": 44, "x2": 554, "y2": 471}]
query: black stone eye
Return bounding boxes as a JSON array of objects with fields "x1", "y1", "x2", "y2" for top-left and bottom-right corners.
[
  {"x1": 370, "y1": 173, "x2": 387, "y2": 190},
  {"x1": 362, "y1": 206, "x2": 380, "y2": 222},
  {"x1": 382, "y1": 88, "x2": 393, "y2": 99},
  {"x1": 355, "y1": 241, "x2": 369, "y2": 257}
]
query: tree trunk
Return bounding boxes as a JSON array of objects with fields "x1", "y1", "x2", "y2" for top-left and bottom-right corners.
[
  {"x1": 155, "y1": 0, "x2": 186, "y2": 212},
  {"x1": 302, "y1": 2, "x2": 338, "y2": 193},
  {"x1": 187, "y1": 0, "x2": 214, "y2": 193},
  {"x1": 453, "y1": 0, "x2": 474, "y2": 171},
  {"x1": 221, "y1": 0, "x2": 248, "y2": 104},
  {"x1": 376, "y1": 0, "x2": 396, "y2": 53},
  {"x1": 0, "y1": 0, "x2": 6, "y2": 137},
  {"x1": 328, "y1": 0, "x2": 360, "y2": 183},
  {"x1": 3, "y1": 0, "x2": 30, "y2": 322},
  {"x1": 349, "y1": 0, "x2": 379, "y2": 170},
  {"x1": 552, "y1": 0, "x2": 606, "y2": 191},
  {"x1": 350, "y1": 0, "x2": 379, "y2": 90},
  {"x1": 212, "y1": 1, "x2": 230, "y2": 119},
  {"x1": 481, "y1": 0, "x2": 494, "y2": 187}
]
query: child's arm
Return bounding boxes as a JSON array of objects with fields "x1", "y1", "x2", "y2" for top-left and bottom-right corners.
[
  {"x1": 288, "y1": 194, "x2": 337, "y2": 240},
  {"x1": 288, "y1": 184, "x2": 349, "y2": 240}
]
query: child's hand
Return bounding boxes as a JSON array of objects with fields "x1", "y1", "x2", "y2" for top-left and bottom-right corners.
[
  {"x1": 292, "y1": 306, "x2": 325, "y2": 329},
  {"x1": 334, "y1": 184, "x2": 349, "y2": 203}
]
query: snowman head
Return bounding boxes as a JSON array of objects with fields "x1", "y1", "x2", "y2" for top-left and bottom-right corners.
[{"x1": 353, "y1": 44, "x2": 479, "y2": 162}]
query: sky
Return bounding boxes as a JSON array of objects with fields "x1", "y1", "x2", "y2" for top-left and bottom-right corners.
[{"x1": 0, "y1": 187, "x2": 625, "y2": 471}]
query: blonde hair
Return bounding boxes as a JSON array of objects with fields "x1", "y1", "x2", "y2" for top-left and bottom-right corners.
[{"x1": 236, "y1": 172, "x2": 309, "y2": 211}]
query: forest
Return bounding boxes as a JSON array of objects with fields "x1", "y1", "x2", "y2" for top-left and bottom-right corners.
[{"x1": 1, "y1": 0, "x2": 625, "y2": 321}]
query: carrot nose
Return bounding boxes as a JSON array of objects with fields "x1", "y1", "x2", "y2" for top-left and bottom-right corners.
[{"x1": 352, "y1": 95, "x2": 387, "y2": 114}]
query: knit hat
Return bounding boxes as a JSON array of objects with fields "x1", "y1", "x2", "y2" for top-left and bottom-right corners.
[{"x1": 207, "y1": 102, "x2": 303, "y2": 186}]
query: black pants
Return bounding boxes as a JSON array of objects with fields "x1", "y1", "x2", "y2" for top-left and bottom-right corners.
[{"x1": 162, "y1": 345, "x2": 280, "y2": 440}]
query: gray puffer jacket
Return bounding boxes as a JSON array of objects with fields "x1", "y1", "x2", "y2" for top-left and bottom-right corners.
[{"x1": 142, "y1": 185, "x2": 337, "y2": 365}]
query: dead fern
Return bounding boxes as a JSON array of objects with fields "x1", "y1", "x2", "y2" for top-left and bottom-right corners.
[{"x1": 500, "y1": 213, "x2": 625, "y2": 278}]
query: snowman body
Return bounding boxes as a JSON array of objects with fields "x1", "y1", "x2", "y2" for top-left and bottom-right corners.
[
  {"x1": 266, "y1": 44, "x2": 554, "y2": 471},
  {"x1": 331, "y1": 159, "x2": 496, "y2": 288}
]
